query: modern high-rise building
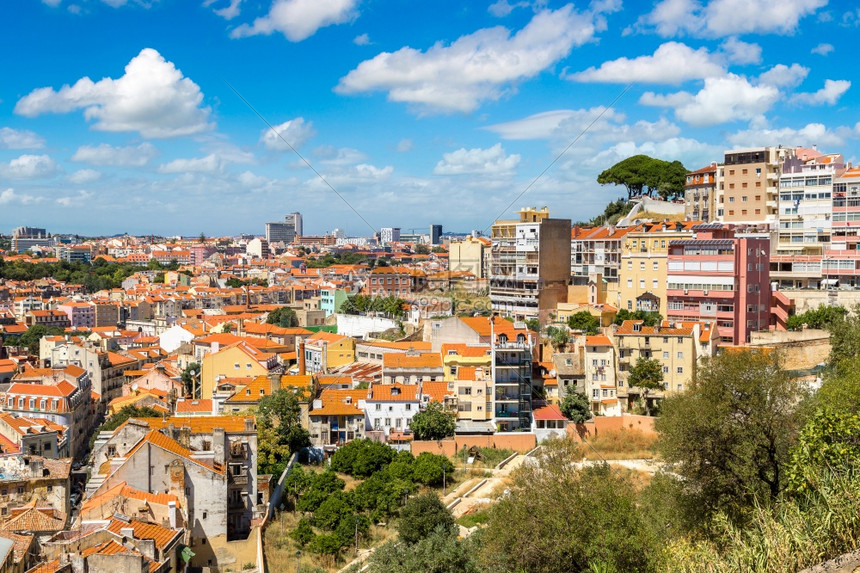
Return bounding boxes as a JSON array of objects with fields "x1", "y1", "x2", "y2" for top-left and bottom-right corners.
[
  {"x1": 11, "y1": 227, "x2": 55, "y2": 253},
  {"x1": 489, "y1": 207, "x2": 571, "y2": 321},
  {"x1": 429, "y1": 224, "x2": 442, "y2": 245},
  {"x1": 379, "y1": 227, "x2": 401, "y2": 245},
  {"x1": 717, "y1": 147, "x2": 791, "y2": 224},
  {"x1": 265, "y1": 212, "x2": 302, "y2": 244}
]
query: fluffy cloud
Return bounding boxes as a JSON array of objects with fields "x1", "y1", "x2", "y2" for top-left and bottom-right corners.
[
  {"x1": 158, "y1": 154, "x2": 224, "y2": 174},
  {"x1": 72, "y1": 142, "x2": 159, "y2": 166},
  {"x1": 634, "y1": 0, "x2": 828, "y2": 37},
  {"x1": 56, "y1": 190, "x2": 93, "y2": 207},
  {"x1": 485, "y1": 107, "x2": 680, "y2": 146},
  {"x1": 231, "y1": 0, "x2": 358, "y2": 42},
  {"x1": 791, "y1": 79, "x2": 851, "y2": 106},
  {"x1": 260, "y1": 118, "x2": 315, "y2": 150},
  {"x1": 204, "y1": 0, "x2": 243, "y2": 19},
  {"x1": 719, "y1": 37, "x2": 761, "y2": 64},
  {"x1": 488, "y1": 0, "x2": 530, "y2": 17},
  {"x1": 640, "y1": 74, "x2": 780, "y2": 126},
  {"x1": 353, "y1": 33, "x2": 370, "y2": 46},
  {"x1": 15, "y1": 48, "x2": 213, "y2": 138},
  {"x1": 336, "y1": 5, "x2": 609, "y2": 113},
  {"x1": 570, "y1": 42, "x2": 724, "y2": 84},
  {"x1": 757, "y1": 63, "x2": 809, "y2": 88},
  {"x1": 0, "y1": 127, "x2": 45, "y2": 149},
  {"x1": 396, "y1": 139, "x2": 413, "y2": 152},
  {"x1": 434, "y1": 143, "x2": 520, "y2": 175},
  {"x1": 0, "y1": 188, "x2": 42, "y2": 205},
  {"x1": 727, "y1": 122, "x2": 848, "y2": 149},
  {"x1": 68, "y1": 169, "x2": 102, "y2": 184},
  {"x1": 812, "y1": 42, "x2": 834, "y2": 55},
  {"x1": 0, "y1": 154, "x2": 60, "y2": 180}
]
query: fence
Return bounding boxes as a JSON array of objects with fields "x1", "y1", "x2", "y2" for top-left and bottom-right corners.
[
  {"x1": 411, "y1": 433, "x2": 537, "y2": 457},
  {"x1": 567, "y1": 414, "x2": 656, "y2": 442}
]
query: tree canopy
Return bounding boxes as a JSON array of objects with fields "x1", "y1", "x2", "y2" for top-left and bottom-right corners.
[
  {"x1": 567, "y1": 311, "x2": 599, "y2": 335},
  {"x1": 613, "y1": 309, "x2": 663, "y2": 326},
  {"x1": 597, "y1": 154, "x2": 688, "y2": 200},
  {"x1": 397, "y1": 492, "x2": 456, "y2": 544},
  {"x1": 267, "y1": 306, "x2": 299, "y2": 328},
  {"x1": 409, "y1": 402, "x2": 456, "y2": 441},
  {"x1": 656, "y1": 349, "x2": 807, "y2": 521},
  {"x1": 257, "y1": 389, "x2": 311, "y2": 475},
  {"x1": 340, "y1": 294, "x2": 408, "y2": 319},
  {"x1": 560, "y1": 391, "x2": 592, "y2": 424},
  {"x1": 627, "y1": 357, "x2": 664, "y2": 416}
]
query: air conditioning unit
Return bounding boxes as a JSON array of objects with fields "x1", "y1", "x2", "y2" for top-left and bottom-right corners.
[
  {"x1": 703, "y1": 290, "x2": 709, "y2": 295},
  {"x1": 684, "y1": 289, "x2": 689, "y2": 295}
]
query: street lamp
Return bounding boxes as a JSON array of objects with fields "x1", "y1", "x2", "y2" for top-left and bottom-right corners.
[
  {"x1": 189, "y1": 368, "x2": 198, "y2": 399},
  {"x1": 354, "y1": 516, "x2": 359, "y2": 556},
  {"x1": 295, "y1": 550, "x2": 301, "y2": 573}
]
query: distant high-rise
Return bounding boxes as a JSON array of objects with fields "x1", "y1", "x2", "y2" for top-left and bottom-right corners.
[
  {"x1": 11, "y1": 226, "x2": 54, "y2": 253},
  {"x1": 379, "y1": 227, "x2": 401, "y2": 245},
  {"x1": 265, "y1": 212, "x2": 303, "y2": 244},
  {"x1": 430, "y1": 224, "x2": 442, "y2": 245}
]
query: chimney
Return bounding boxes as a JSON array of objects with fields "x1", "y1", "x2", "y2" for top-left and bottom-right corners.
[
  {"x1": 168, "y1": 500, "x2": 177, "y2": 529},
  {"x1": 120, "y1": 526, "x2": 135, "y2": 540},
  {"x1": 178, "y1": 427, "x2": 191, "y2": 449},
  {"x1": 297, "y1": 338, "x2": 306, "y2": 376},
  {"x1": 71, "y1": 554, "x2": 85, "y2": 573},
  {"x1": 138, "y1": 538, "x2": 156, "y2": 562},
  {"x1": 29, "y1": 458, "x2": 44, "y2": 478},
  {"x1": 268, "y1": 369, "x2": 281, "y2": 393},
  {"x1": 244, "y1": 418, "x2": 255, "y2": 433},
  {"x1": 213, "y1": 427, "x2": 225, "y2": 466}
]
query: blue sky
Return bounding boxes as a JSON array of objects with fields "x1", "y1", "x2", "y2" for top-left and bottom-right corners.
[{"x1": 0, "y1": 0, "x2": 856, "y2": 237}]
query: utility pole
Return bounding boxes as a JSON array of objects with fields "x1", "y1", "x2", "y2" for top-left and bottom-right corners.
[{"x1": 354, "y1": 516, "x2": 359, "y2": 556}]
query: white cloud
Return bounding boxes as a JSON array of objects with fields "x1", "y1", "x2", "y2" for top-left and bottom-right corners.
[
  {"x1": 158, "y1": 154, "x2": 224, "y2": 174},
  {"x1": 0, "y1": 154, "x2": 60, "y2": 180},
  {"x1": 313, "y1": 146, "x2": 368, "y2": 166},
  {"x1": 0, "y1": 188, "x2": 42, "y2": 205},
  {"x1": 434, "y1": 143, "x2": 520, "y2": 175},
  {"x1": 56, "y1": 190, "x2": 93, "y2": 207},
  {"x1": 488, "y1": 0, "x2": 530, "y2": 17},
  {"x1": 728, "y1": 122, "x2": 848, "y2": 149},
  {"x1": 231, "y1": 0, "x2": 358, "y2": 42},
  {"x1": 0, "y1": 127, "x2": 45, "y2": 149},
  {"x1": 719, "y1": 37, "x2": 761, "y2": 64},
  {"x1": 396, "y1": 139, "x2": 413, "y2": 152},
  {"x1": 336, "y1": 5, "x2": 609, "y2": 114},
  {"x1": 204, "y1": 0, "x2": 242, "y2": 19},
  {"x1": 635, "y1": 0, "x2": 828, "y2": 37},
  {"x1": 641, "y1": 74, "x2": 780, "y2": 126},
  {"x1": 486, "y1": 110, "x2": 585, "y2": 140},
  {"x1": 353, "y1": 33, "x2": 370, "y2": 46},
  {"x1": 812, "y1": 42, "x2": 834, "y2": 55},
  {"x1": 757, "y1": 63, "x2": 809, "y2": 88},
  {"x1": 68, "y1": 169, "x2": 102, "y2": 183},
  {"x1": 72, "y1": 142, "x2": 159, "y2": 166},
  {"x1": 570, "y1": 42, "x2": 724, "y2": 84},
  {"x1": 260, "y1": 118, "x2": 315, "y2": 150},
  {"x1": 791, "y1": 79, "x2": 851, "y2": 106},
  {"x1": 15, "y1": 48, "x2": 213, "y2": 138}
]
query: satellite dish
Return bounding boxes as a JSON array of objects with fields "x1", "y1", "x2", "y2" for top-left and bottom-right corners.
[{"x1": 549, "y1": 369, "x2": 557, "y2": 378}]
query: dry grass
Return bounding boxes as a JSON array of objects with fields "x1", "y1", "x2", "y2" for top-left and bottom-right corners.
[{"x1": 574, "y1": 428, "x2": 658, "y2": 461}]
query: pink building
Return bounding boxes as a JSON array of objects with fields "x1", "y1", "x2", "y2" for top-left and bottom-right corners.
[
  {"x1": 666, "y1": 224, "x2": 770, "y2": 346},
  {"x1": 56, "y1": 301, "x2": 96, "y2": 329}
]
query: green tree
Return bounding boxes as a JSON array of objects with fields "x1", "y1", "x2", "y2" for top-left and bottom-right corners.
[
  {"x1": 567, "y1": 311, "x2": 600, "y2": 335},
  {"x1": 545, "y1": 325, "x2": 571, "y2": 350},
  {"x1": 365, "y1": 528, "x2": 480, "y2": 573},
  {"x1": 256, "y1": 390, "x2": 311, "y2": 475},
  {"x1": 291, "y1": 518, "x2": 315, "y2": 547},
  {"x1": 597, "y1": 154, "x2": 688, "y2": 200},
  {"x1": 560, "y1": 391, "x2": 592, "y2": 424},
  {"x1": 296, "y1": 471, "x2": 346, "y2": 513},
  {"x1": 415, "y1": 244, "x2": 430, "y2": 255},
  {"x1": 329, "y1": 439, "x2": 396, "y2": 478},
  {"x1": 627, "y1": 357, "x2": 664, "y2": 417},
  {"x1": 91, "y1": 405, "x2": 164, "y2": 449},
  {"x1": 409, "y1": 402, "x2": 456, "y2": 441},
  {"x1": 785, "y1": 408, "x2": 860, "y2": 494},
  {"x1": 397, "y1": 493, "x2": 456, "y2": 544},
  {"x1": 824, "y1": 304, "x2": 860, "y2": 371},
  {"x1": 656, "y1": 349, "x2": 807, "y2": 521},
  {"x1": 480, "y1": 439, "x2": 657, "y2": 573},
  {"x1": 266, "y1": 306, "x2": 299, "y2": 328},
  {"x1": 613, "y1": 309, "x2": 663, "y2": 327},
  {"x1": 16, "y1": 324, "x2": 65, "y2": 355},
  {"x1": 412, "y1": 452, "x2": 454, "y2": 486},
  {"x1": 180, "y1": 362, "x2": 200, "y2": 397}
]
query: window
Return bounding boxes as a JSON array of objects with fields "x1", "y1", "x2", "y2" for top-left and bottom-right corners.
[
  {"x1": 653, "y1": 261, "x2": 659, "y2": 270},
  {"x1": 640, "y1": 262, "x2": 645, "y2": 270},
  {"x1": 653, "y1": 279, "x2": 659, "y2": 288},
  {"x1": 627, "y1": 261, "x2": 632, "y2": 270},
  {"x1": 677, "y1": 337, "x2": 683, "y2": 343},
  {"x1": 662, "y1": 351, "x2": 669, "y2": 359},
  {"x1": 677, "y1": 351, "x2": 684, "y2": 359},
  {"x1": 677, "y1": 366, "x2": 684, "y2": 374},
  {"x1": 592, "y1": 389, "x2": 599, "y2": 398},
  {"x1": 627, "y1": 278, "x2": 633, "y2": 288},
  {"x1": 384, "y1": 418, "x2": 391, "y2": 426},
  {"x1": 742, "y1": 196, "x2": 748, "y2": 202},
  {"x1": 662, "y1": 366, "x2": 669, "y2": 373},
  {"x1": 639, "y1": 279, "x2": 645, "y2": 288},
  {"x1": 405, "y1": 404, "x2": 411, "y2": 411},
  {"x1": 375, "y1": 404, "x2": 381, "y2": 411}
]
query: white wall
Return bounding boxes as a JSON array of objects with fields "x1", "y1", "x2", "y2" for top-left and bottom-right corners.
[{"x1": 336, "y1": 314, "x2": 398, "y2": 338}]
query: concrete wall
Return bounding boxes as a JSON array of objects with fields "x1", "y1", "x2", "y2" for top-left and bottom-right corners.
[
  {"x1": 749, "y1": 328, "x2": 831, "y2": 371},
  {"x1": 783, "y1": 290, "x2": 860, "y2": 313},
  {"x1": 336, "y1": 314, "x2": 398, "y2": 338},
  {"x1": 411, "y1": 433, "x2": 537, "y2": 457}
]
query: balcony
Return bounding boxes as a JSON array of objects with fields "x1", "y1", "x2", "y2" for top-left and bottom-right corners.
[{"x1": 229, "y1": 473, "x2": 249, "y2": 486}]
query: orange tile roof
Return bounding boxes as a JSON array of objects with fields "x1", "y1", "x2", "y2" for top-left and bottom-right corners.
[
  {"x1": 533, "y1": 404, "x2": 567, "y2": 421},
  {"x1": 106, "y1": 517, "x2": 181, "y2": 550},
  {"x1": 421, "y1": 381, "x2": 453, "y2": 403},
  {"x1": 369, "y1": 383, "x2": 419, "y2": 402},
  {"x1": 82, "y1": 481, "x2": 181, "y2": 516},
  {"x1": 585, "y1": 335, "x2": 613, "y2": 347},
  {"x1": 459, "y1": 316, "x2": 532, "y2": 341},
  {"x1": 614, "y1": 320, "x2": 695, "y2": 337},
  {"x1": 128, "y1": 416, "x2": 255, "y2": 434},
  {"x1": 311, "y1": 388, "x2": 366, "y2": 416},
  {"x1": 175, "y1": 399, "x2": 212, "y2": 414},
  {"x1": 440, "y1": 343, "x2": 491, "y2": 358},
  {"x1": 359, "y1": 340, "x2": 432, "y2": 351},
  {"x1": 125, "y1": 430, "x2": 223, "y2": 474},
  {"x1": 382, "y1": 352, "x2": 442, "y2": 369},
  {"x1": 2, "y1": 507, "x2": 65, "y2": 533}
]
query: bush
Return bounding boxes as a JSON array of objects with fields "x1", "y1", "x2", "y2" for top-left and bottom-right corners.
[
  {"x1": 330, "y1": 439, "x2": 396, "y2": 478},
  {"x1": 290, "y1": 518, "x2": 315, "y2": 547},
  {"x1": 398, "y1": 493, "x2": 456, "y2": 545},
  {"x1": 412, "y1": 452, "x2": 454, "y2": 486},
  {"x1": 410, "y1": 402, "x2": 456, "y2": 441}
]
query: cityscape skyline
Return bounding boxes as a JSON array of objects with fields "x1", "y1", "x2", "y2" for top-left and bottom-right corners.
[{"x1": 1, "y1": 0, "x2": 857, "y2": 236}]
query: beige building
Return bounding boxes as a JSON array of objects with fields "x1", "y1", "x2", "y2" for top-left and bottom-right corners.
[
  {"x1": 581, "y1": 335, "x2": 620, "y2": 416},
  {"x1": 617, "y1": 222, "x2": 697, "y2": 314},
  {"x1": 614, "y1": 320, "x2": 717, "y2": 412},
  {"x1": 448, "y1": 235, "x2": 490, "y2": 278},
  {"x1": 717, "y1": 147, "x2": 791, "y2": 224},
  {"x1": 441, "y1": 344, "x2": 493, "y2": 424},
  {"x1": 489, "y1": 207, "x2": 571, "y2": 321},
  {"x1": 684, "y1": 163, "x2": 718, "y2": 222}
]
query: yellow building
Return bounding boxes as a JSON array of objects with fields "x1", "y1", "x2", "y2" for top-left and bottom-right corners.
[
  {"x1": 200, "y1": 341, "x2": 277, "y2": 398},
  {"x1": 441, "y1": 343, "x2": 493, "y2": 423},
  {"x1": 301, "y1": 331, "x2": 356, "y2": 374},
  {"x1": 618, "y1": 222, "x2": 697, "y2": 315},
  {"x1": 614, "y1": 320, "x2": 717, "y2": 412},
  {"x1": 448, "y1": 235, "x2": 490, "y2": 278}
]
